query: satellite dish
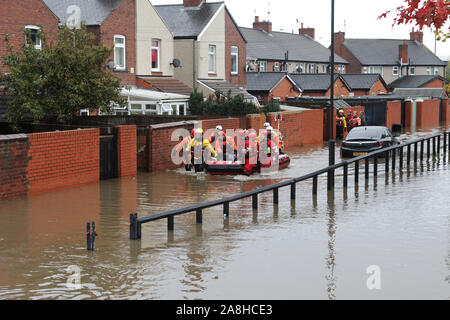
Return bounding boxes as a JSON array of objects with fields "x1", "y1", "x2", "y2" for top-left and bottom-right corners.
[
  {"x1": 171, "y1": 58, "x2": 181, "y2": 68},
  {"x1": 106, "y1": 61, "x2": 115, "y2": 70}
]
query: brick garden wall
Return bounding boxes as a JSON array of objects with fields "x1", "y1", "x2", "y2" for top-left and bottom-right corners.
[
  {"x1": 117, "y1": 125, "x2": 137, "y2": 177},
  {"x1": 0, "y1": 134, "x2": 30, "y2": 199},
  {"x1": 386, "y1": 101, "x2": 402, "y2": 131},
  {"x1": 442, "y1": 99, "x2": 450, "y2": 124},
  {"x1": 416, "y1": 99, "x2": 440, "y2": 128},
  {"x1": 27, "y1": 129, "x2": 100, "y2": 194}
]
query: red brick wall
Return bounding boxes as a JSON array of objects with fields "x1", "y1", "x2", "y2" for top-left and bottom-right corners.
[
  {"x1": 27, "y1": 129, "x2": 100, "y2": 194},
  {"x1": 200, "y1": 118, "x2": 241, "y2": 132},
  {"x1": 99, "y1": 0, "x2": 136, "y2": 86},
  {"x1": 0, "y1": 0, "x2": 59, "y2": 74},
  {"x1": 422, "y1": 78, "x2": 444, "y2": 89},
  {"x1": 225, "y1": 9, "x2": 246, "y2": 87},
  {"x1": 386, "y1": 101, "x2": 402, "y2": 131},
  {"x1": 0, "y1": 134, "x2": 30, "y2": 199},
  {"x1": 442, "y1": 99, "x2": 450, "y2": 124},
  {"x1": 334, "y1": 35, "x2": 363, "y2": 74},
  {"x1": 416, "y1": 99, "x2": 440, "y2": 128},
  {"x1": 405, "y1": 101, "x2": 413, "y2": 128},
  {"x1": 269, "y1": 77, "x2": 301, "y2": 101},
  {"x1": 117, "y1": 125, "x2": 137, "y2": 177},
  {"x1": 325, "y1": 78, "x2": 350, "y2": 97},
  {"x1": 370, "y1": 79, "x2": 389, "y2": 95},
  {"x1": 267, "y1": 109, "x2": 324, "y2": 147}
]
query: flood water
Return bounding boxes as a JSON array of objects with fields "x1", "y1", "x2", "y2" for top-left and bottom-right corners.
[{"x1": 0, "y1": 127, "x2": 449, "y2": 300}]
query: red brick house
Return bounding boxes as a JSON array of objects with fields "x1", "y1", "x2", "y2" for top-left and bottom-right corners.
[
  {"x1": 246, "y1": 72, "x2": 301, "y2": 102},
  {"x1": 289, "y1": 74, "x2": 351, "y2": 97},
  {"x1": 44, "y1": 0, "x2": 137, "y2": 87},
  {"x1": 340, "y1": 74, "x2": 389, "y2": 96},
  {"x1": 0, "y1": 0, "x2": 59, "y2": 74}
]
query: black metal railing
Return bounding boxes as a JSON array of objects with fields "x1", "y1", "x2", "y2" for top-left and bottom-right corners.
[{"x1": 130, "y1": 131, "x2": 450, "y2": 240}]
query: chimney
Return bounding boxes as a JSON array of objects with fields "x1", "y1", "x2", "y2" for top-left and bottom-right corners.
[
  {"x1": 253, "y1": 16, "x2": 272, "y2": 34},
  {"x1": 410, "y1": 28, "x2": 423, "y2": 43},
  {"x1": 299, "y1": 23, "x2": 315, "y2": 39},
  {"x1": 398, "y1": 40, "x2": 408, "y2": 64},
  {"x1": 183, "y1": 0, "x2": 204, "y2": 7}
]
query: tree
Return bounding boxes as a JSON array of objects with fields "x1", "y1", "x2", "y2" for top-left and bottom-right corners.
[
  {"x1": 379, "y1": 0, "x2": 449, "y2": 41},
  {"x1": 1, "y1": 25, "x2": 126, "y2": 130}
]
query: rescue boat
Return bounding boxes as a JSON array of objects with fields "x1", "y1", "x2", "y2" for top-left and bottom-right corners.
[{"x1": 204, "y1": 154, "x2": 291, "y2": 176}]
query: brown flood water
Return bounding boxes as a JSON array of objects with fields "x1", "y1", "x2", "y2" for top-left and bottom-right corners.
[{"x1": 0, "y1": 126, "x2": 449, "y2": 299}]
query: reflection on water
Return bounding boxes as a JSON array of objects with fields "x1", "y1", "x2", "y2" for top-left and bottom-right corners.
[{"x1": 0, "y1": 126, "x2": 449, "y2": 299}]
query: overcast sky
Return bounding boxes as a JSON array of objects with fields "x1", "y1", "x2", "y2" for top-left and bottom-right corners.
[{"x1": 151, "y1": 0, "x2": 450, "y2": 61}]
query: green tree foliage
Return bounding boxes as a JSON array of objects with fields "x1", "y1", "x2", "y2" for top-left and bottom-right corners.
[
  {"x1": 188, "y1": 90, "x2": 260, "y2": 116},
  {"x1": 1, "y1": 25, "x2": 126, "y2": 130}
]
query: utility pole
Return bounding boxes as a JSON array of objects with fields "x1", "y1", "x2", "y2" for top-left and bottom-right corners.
[{"x1": 328, "y1": 0, "x2": 336, "y2": 191}]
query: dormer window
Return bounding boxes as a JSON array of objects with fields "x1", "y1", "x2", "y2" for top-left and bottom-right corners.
[{"x1": 25, "y1": 26, "x2": 41, "y2": 50}]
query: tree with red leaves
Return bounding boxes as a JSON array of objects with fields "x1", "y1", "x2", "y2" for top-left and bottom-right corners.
[{"x1": 379, "y1": 0, "x2": 449, "y2": 41}]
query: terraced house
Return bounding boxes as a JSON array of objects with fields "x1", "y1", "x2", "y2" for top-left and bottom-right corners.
[
  {"x1": 333, "y1": 30, "x2": 447, "y2": 84},
  {"x1": 154, "y1": 0, "x2": 255, "y2": 102},
  {"x1": 241, "y1": 18, "x2": 348, "y2": 74}
]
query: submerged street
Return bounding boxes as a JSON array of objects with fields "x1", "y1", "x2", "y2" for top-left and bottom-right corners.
[{"x1": 0, "y1": 127, "x2": 448, "y2": 299}]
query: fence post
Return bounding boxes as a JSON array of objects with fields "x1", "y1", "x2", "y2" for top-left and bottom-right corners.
[
  {"x1": 273, "y1": 188, "x2": 279, "y2": 204},
  {"x1": 291, "y1": 183, "x2": 296, "y2": 200},
  {"x1": 419, "y1": 141, "x2": 423, "y2": 162},
  {"x1": 196, "y1": 208, "x2": 203, "y2": 224},
  {"x1": 252, "y1": 194, "x2": 258, "y2": 210},
  {"x1": 432, "y1": 137, "x2": 436, "y2": 156},
  {"x1": 385, "y1": 151, "x2": 389, "y2": 173},
  {"x1": 399, "y1": 147, "x2": 403, "y2": 169},
  {"x1": 373, "y1": 156, "x2": 378, "y2": 177},
  {"x1": 355, "y1": 161, "x2": 359, "y2": 185},
  {"x1": 365, "y1": 158, "x2": 369, "y2": 180},
  {"x1": 87, "y1": 221, "x2": 97, "y2": 251},
  {"x1": 168, "y1": 216, "x2": 174, "y2": 231},
  {"x1": 437, "y1": 136, "x2": 440, "y2": 157},
  {"x1": 313, "y1": 176, "x2": 318, "y2": 195},
  {"x1": 343, "y1": 164, "x2": 348, "y2": 188},
  {"x1": 407, "y1": 145, "x2": 411, "y2": 166},
  {"x1": 223, "y1": 202, "x2": 229, "y2": 219},
  {"x1": 427, "y1": 139, "x2": 431, "y2": 159},
  {"x1": 444, "y1": 133, "x2": 447, "y2": 155},
  {"x1": 392, "y1": 148, "x2": 396, "y2": 171},
  {"x1": 414, "y1": 142, "x2": 418, "y2": 163},
  {"x1": 130, "y1": 213, "x2": 138, "y2": 240}
]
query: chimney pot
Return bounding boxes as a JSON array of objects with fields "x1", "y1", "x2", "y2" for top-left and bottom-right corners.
[{"x1": 183, "y1": 0, "x2": 204, "y2": 7}]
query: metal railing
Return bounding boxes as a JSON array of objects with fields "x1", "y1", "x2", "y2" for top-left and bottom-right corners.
[{"x1": 130, "y1": 131, "x2": 450, "y2": 240}]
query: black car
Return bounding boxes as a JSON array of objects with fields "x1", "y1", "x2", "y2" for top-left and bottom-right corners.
[{"x1": 341, "y1": 126, "x2": 399, "y2": 158}]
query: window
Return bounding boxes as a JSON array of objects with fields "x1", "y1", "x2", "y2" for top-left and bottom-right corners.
[
  {"x1": 393, "y1": 66, "x2": 399, "y2": 75},
  {"x1": 152, "y1": 39, "x2": 160, "y2": 71},
  {"x1": 309, "y1": 64, "x2": 315, "y2": 73},
  {"x1": 114, "y1": 35, "x2": 126, "y2": 70},
  {"x1": 434, "y1": 67, "x2": 439, "y2": 75},
  {"x1": 281, "y1": 62, "x2": 288, "y2": 72},
  {"x1": 409, "y1": 67, "x2": 415, "y2": 75},
  {"x1": 231, "y1": 46, "x2": 238, "y2": 74},
  {"x1": 259, "y1": 61, "x2": 267, "y2": 72},
  {"x1": 296, "y1": 63, "x2": 303, "y2": 73},
  {"x1": 208, "y1": 45, "x2": 216, "y2": 73},
  {"x1": 25, "y1": 26, "x2": 41, "y2": 50},
  {"x1": 273, "y1": 62, "x2": 279, "y2": 72},
  {"x1": 426, "y1": 67, "x2": 432, "y2": 75},
  {"x1": 368, "y1": 66, "x2": 382, "y2": 75}
]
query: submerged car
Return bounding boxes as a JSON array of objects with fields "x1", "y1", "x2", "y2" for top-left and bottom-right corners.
[{"x1": 341, "y1": 126, "x2": 399, "y2": 158}]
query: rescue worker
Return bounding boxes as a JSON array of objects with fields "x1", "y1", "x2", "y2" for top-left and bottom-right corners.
[
  {"x1": 336, "y1": 109, "x2": 347, "y2": 140},
  {"x1": 353, "y1": 111, "x2": 361, "y2": 127},
  {"x1": 212, "y1": 131, "x2": 236, "y2": 161},
  {"x1": 209, "y1": 125, "x2": 223, "y2": 144},
  {"x1": 266, "y1": 126, "x2": 284, "y2": 154},
  {"x1": 186, "y1": 128, "x2": 217, "y2": 172},
  {"x1": 243, "y1": 132, "x2": 258, "y2": 175},
  {"x1": 360, "y1": 111, "x2": 368, "y2": 126},
  {"x1": 175, "y1": 129, "x2": 195, "y2": 171},
  {"x1": 347, "y1": 111, "x2": 358, "y2": 131},
  {"x1": 258, "y1": 128, "x2": 279, "y2": 167}
]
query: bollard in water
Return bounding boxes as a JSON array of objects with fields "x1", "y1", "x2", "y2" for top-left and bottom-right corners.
[{"x1": 87, "y1": 221, "x2": 98, "y2": 251}]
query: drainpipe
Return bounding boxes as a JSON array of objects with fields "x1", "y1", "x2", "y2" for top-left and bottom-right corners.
[{"x1": 193, "y1": 39, "x2": 197, "y2": 90}]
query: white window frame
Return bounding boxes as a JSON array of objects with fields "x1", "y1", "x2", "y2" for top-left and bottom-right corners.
[
  {"x1": 152, "y1": 39, "x2": 160, "y2": 72},
  {"x1": 208, "y1": 45, "x2": 216, "y2": 74},
  {"x1": 368, "y1": 66, "x2": 383, "y2": 76},
  {"x1": 259, "y1": 61, "x2": 267, "y2": 72},
  {"x1": 273, "y1": 62, "x2": 280, "y2": 72},
  {"x1": 426, "y1": 67, "x2": 432, "y2": 75},
  {"x1": 296, "y1": 63, "x2": 303, "y2": 73},
  {"x1": 433, "y1": 67, "x2": 439, "y2": 75},
  {"x1": 393, "y1": 66, "x2": 399, "y2": 76},
  {"x1": 309, "y1": 64, "x2": 315, "y2": 73},
  {"x1": 114, "y1": 35, "x2": 126, "y2": 71},
  {"x1": 409, "y1": 67, "x2": 415, "y2": 75},
  {"x1": 25, "y1": 25, "x2": 41, "y2": 50},
  {"x1": 231, "y1": 46, "x2": 238, "y2": 74}
]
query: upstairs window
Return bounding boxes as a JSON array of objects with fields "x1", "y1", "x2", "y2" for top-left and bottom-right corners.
[
  {"x1": 368, "y1": 66, "x2": 383, "y2": 75},
  {"x1": 393, "y1": 66, "x2": 399, "y2": 75},
  {"x1": 231, "y1": 46, "x2": 238, "y2": 74},
  {"x1": 259, "y1": 61, "x2": 267, "y2": 72},
  {"x1": 426, "y1": 67, "x2": 432, "y2": 75},
  {"x1": 273, "y1": 62, "x2": 279, "y2": 72},
  {"x1": 296, "y1": 63, "x2": 303, "y2": 73},
  {"x1": 114, "y1": 35, "x2": 126, "y2": 70},
  {"x1": 25, "y1": 26, "x2": 41, "y2": 50},
  {"x1": 152, "y1": 39, "x2": 160, "y2": 71},
  {"x1": 434, "y1": 67, "x2": 439, "y2": 75},
  {"x1": 409, "y1": 67, "x2": 415, "y2": 75},
  {"x1": 208, "y1": 45, "x2": 216, "y2": 73}
]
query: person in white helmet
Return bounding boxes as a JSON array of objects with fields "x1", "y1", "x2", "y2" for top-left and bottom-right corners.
[
  {"x1": 263, "y1": 122, "x2": 270, "y2": 129},
  {"x1": 210, "y1": 125, "x2": 223, "y2": 144}
]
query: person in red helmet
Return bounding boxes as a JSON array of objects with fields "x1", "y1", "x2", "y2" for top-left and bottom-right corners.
[
  {"x1": 212, "y1": 131, "x2": 236, "y2": 161},
  {"x1": 243, "y1": 132, "x2": 258, "y2": 175}
]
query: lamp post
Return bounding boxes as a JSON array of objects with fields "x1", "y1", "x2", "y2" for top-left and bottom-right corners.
[{"x1": 328, "y1": 0, "x2": 336, "y2": 191}]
